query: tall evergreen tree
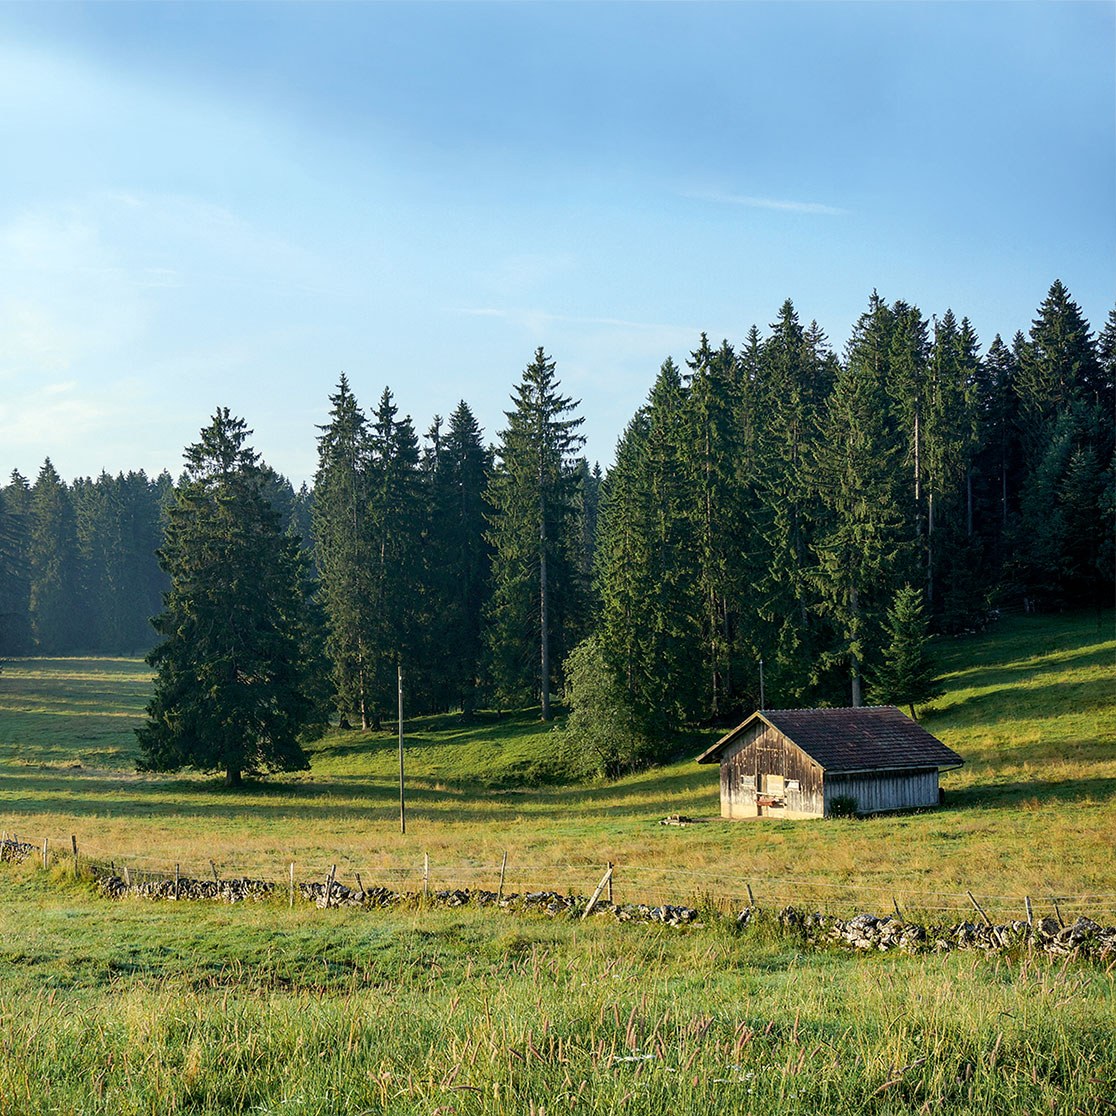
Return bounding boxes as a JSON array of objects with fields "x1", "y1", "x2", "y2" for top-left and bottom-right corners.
[
  {"x1": 753, "y1": 301, "x2": 832, "y2": 704},
  {"x1": 423, "y1": 401, "x2": 492, "y2": 713},
  {"x1": 29, "y1": 460, "x2": 85, "y2": 653},
  {"x1": 810, "y1": 294, "x2": 909, "y2": 706},
  {"x1": 486, "y1": 348, "x2": 585, "y2": 719},
  {"x1": 869, "y1": 585, "x2": 942, "y2": 719},
  {"x1": 596, "y1": 359, "x2": 704, "y2": 727},
  {"x1": 682, "y1": 334, "x2": 752, "y2": 719},
  {"x1": 365, "y1": 388, "x2": 424, "y2": 721},
  {"x1": 0, "y1": 473, "x2": 33, "y2": 655},
  {"x1": 137, "y1": 409, "x2": 322, "y2": 786},
  {"x1": 313, "y1": 374, "x2": 375, "y2": 728}
]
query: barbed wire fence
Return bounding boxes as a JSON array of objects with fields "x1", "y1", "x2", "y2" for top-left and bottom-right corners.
[{"x1": 2, "y1": 824, "x2": 1114, "y2": 929}]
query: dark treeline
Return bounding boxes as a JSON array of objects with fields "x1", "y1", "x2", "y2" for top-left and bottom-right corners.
[{"x1": 3, "y1": 281, "x2": 1112, "y2": 757}]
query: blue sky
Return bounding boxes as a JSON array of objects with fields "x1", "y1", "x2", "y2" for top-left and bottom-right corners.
[{"x1": 1, "y1": 1, "x2": 1113, "y2": 485}]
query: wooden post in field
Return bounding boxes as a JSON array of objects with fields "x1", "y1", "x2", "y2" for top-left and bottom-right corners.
[
  {"x1": 325, "y1": 864, "x2": 337, "y2": 909},
  {"x1": 174, "y1": 863, "x2": 180, "y2": 901},
  {"x1": 354, "y1": 872, "x2": 364, "y2": 896},
  {"x1": 1052, "y1": 898, "x2": 1065, "y2": 929},
  {"x1": 1025, "y1": 895, "x2": 1033, "y2": 926},
  {"x1": 41, "y1": 838, "x2": 49, "y2": 870},
  {"x1": 71, "y1": 835, "x2": 79, "y2": 875},
  {"x1": 497, "y1": 851, "x2": 508, "y2": 905},
  {"x1": 746, "y1": 882, "x2": 755, "y2": 906},
  {"x1": 289, "y1": 862, "x2": 295, "y2": 909},
  {"x1": 606, "y1": 861, "x2": 614, "y2": 905},
  {"x1": 582, "y1": 865, "x2": 613, "y2": 920},
  {"x1": 210, "y1": 860, "x2": 219, "y2": 884},
  {"x1": 397, "y1": 661, "x2": 406, "y2": 836},
  {"x1": 123, "y1": 866, "x2": 131, "y2": 888},
  {"x1": 892, "y1": 896, "x2": 902, "y2": 919},
  {"x1": 423, "y1": 852, "x2": 430, "y2": 901}
]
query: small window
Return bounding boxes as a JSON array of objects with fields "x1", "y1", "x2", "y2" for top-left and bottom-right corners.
[{"x1": 786, "y1": 779, "x2": 800, "y2": 792}]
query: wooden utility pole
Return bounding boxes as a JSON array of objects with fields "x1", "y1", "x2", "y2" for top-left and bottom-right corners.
[{"x1": 398, "y1": 661, "x2": 406, "y2": 835}]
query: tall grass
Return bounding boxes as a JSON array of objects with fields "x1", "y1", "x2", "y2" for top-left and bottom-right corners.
[{"x1": 0, "y1": 871, "x2": 1111, "y2": 1115}]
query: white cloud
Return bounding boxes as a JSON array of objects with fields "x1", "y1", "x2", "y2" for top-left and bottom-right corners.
[{"x1": 686, "y1": 189, "x2": 848, "y2": 216}]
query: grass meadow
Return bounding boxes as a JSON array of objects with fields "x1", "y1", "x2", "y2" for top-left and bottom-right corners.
[{"x1": 0, "y1": 610, "x2": 1113, "y2": 1113}]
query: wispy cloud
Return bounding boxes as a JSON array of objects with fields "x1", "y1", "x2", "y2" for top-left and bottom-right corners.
[{"x1": 686, "y1": 189, "x2": 848, "y2": 216}]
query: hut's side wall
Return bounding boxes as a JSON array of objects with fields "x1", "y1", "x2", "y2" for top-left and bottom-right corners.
[
  {"x1": 823, "y1": 769, "x2": 939, "y2": 815},
  {"x1": 720, "y1": 724, "x2": 824, "y2": 819}
]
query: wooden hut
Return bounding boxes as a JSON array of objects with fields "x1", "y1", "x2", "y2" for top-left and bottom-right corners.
[{"x1": 696, "y1": 706, "x2": 963, "y2": 819}]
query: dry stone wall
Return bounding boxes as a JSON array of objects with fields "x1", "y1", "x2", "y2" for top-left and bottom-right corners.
[{"x1": 85, "y1": 865, "x2": 1116, "y2": 961}]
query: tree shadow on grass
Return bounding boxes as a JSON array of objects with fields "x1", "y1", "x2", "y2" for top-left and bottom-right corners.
[
  {"x1": 947, "y1": 775, "x2": 1116, "y2": 809},
  {"x1": 925, "y1": 674, "x2": 1116, "y2": 730}
]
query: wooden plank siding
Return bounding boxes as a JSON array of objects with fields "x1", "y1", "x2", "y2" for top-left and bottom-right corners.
[
  {"x1": 824, "y1": 768, "x2": 940, "y2": 815},
  {"x1": 719, "y1": 722, "x2": 825, "y2": 819},
  {"x1": 718, "y1": 725, "x2": 940, "y2": 819}
]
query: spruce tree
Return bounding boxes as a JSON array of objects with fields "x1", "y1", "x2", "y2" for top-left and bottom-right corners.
[
  {"x1": 0, "y1": 473, "x2": 33, "y2": 655},
  {"x1": 485, "y1": 348, "x2": 585, "y2": 719},
  {"x1": 312, "y1": 375, "x2": 375, "y2": 727},
  {"x1": 423, "y1": 401, "x2": 492, "y2": 714},
  {"x1": 596, "y1": 359, "x2": 705, "y2": 728},
  {"x1": 138, "y1": 409, "x2": 321, "y2": 786},
  {"x1": 29, "y1": 460, "x2": 85, "y2": 653},
  {"x1": 753, "y1": 301, "x2": 831, "y2": 705},
  {"x1": 365, "y1": 388, "x2": 424, "y2": 721},
  {"x1": 869, "y1": 585, "x2": 941, "y2": 719},
  {"x1": 810, "y1": 294, "x2": 909, "y2": 706}
]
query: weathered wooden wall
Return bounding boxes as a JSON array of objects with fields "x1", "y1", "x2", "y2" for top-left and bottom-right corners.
[
  {"x1": 719, "y1": 723, "x2": 824, "y2": 819},
  {"x1": 823, "y1": 769, "x2": 939, "y2": 815}
]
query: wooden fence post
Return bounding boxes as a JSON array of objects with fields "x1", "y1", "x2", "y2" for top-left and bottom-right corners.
[
  {"x1": 324, "y1": 864, "x2": 337, "y2": 909},
  {"x1": 497, "y1": 851, "x2": 508, "y2": 905},
  {"x1": 606, "y1": 861, "x2": 614, "y2": 905},
  {"x1": 210, "y1": 860, "x2": 219, "y2": 885},
  {"x1": 174, "y1": 863, "x2": 180, "y2": 900},
  {"x1": 423, "y1": 853, "x2": 430, "y2": 901},
  {"x1": 1025, "y1": 895, "x2": 1033, "y2": 926},
  {"x1": 1052, "y1": 898, "x2": 1065, "y2": 929},
  {"x1": 71, "y1": 835, "x2": 79, "y2": 875},
  {"x1": 582, "y1": 865, "x2": 614, "y2": 920},
  {"x1": 289, "y1": 862, "x2": 295, "y2": 909},
  {"x1": 746, "y1": 882, "x2": 755, "y2": 906},
  {"x1": 42, "y1": 838, "x2": 49, "y2": 870},
  {"x1": 123, "y1": 866, "x2": 131, "y2": 888}
]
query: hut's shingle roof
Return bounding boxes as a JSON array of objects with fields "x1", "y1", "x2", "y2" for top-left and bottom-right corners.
[{"x1": 696, "y1": 706, "x2": 963, "y2": 773}]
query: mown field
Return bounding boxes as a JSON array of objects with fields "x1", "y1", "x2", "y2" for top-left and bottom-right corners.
[{"x1": 0, "y1": 611, "x2": 1113, "y2": 1114}]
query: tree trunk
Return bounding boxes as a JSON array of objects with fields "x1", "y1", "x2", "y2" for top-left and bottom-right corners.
[
  {"x1": 540, "y1": 506, "x2": 551, "y2": 722},
  {"x1": 225, "y1": 767, "x2": 242, "y2": 788}
]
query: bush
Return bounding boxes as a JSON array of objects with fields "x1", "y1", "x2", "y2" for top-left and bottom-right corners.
[
  {"x1": 828, "y1": 794, "x2": 859, "y2": 819},
  {"x1": 561, "y1": 636, "x2": 664, "y2": 778}
]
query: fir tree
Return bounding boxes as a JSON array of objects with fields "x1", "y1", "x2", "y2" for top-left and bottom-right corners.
[
  {"x1": 29, "y1": 460, "x2": 85, "y2": 653},
  {"x1": 422, "y1": 401, "x2": 492, "y2": 714},
  {"x1": 869, "y1": 585, "x2": 942, "y2": 719},
  {"x1": 485, "y1": 348, "x2": 585, "y2": 719},
  {"x1": 312, "y1": 375, "x2": 375, "y2": 728},
  {"x1": 137, "y1": 410, "x2": 322, "y2": 786},
  {"x1": 0, "y1": 473, "x2": 33, "y2": 655},
  {"x1": 810, "y1": 293, "x2": 909, "y2": 706}
]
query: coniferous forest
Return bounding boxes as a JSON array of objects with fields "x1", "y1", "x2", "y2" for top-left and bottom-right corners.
[{"x1": 2, "y1": 282, "x2": 1113, "y2": 772}]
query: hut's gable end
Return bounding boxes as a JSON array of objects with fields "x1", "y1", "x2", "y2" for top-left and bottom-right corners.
[{"x1": 719, "y1": 722, "x2": 824, "y2": 819}]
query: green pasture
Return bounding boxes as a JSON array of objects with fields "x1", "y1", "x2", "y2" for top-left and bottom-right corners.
[
  {"x1": 0, "y1": 611, "x2": 1113, "y2": 1113},
  {"x1": 0, "y1": 611, "x2": 1112, "y2": 915},
  {"x1": 0, "y1": 865, "x2": 1112, "y2": 1116}
]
